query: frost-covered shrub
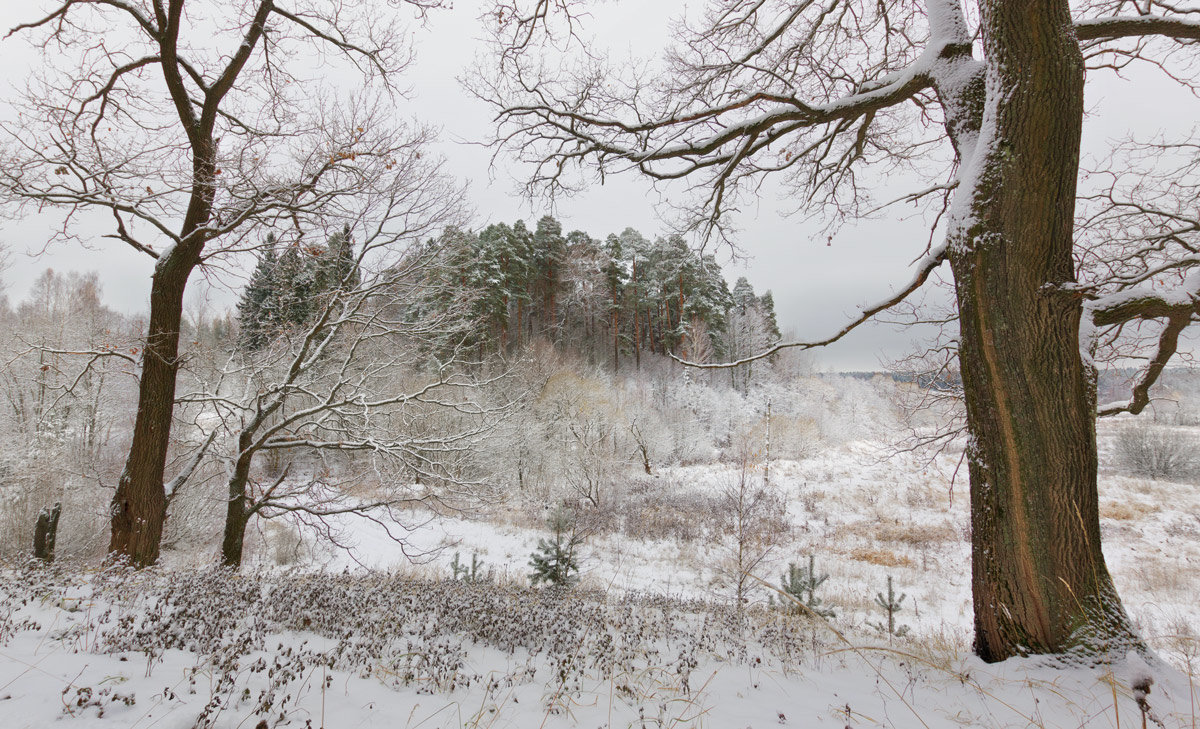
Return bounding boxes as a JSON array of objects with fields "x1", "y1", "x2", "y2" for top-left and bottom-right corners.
[
  {"x1": 1115, "y1": 423, "x2": 1197, "y2": 481},
  {"x1": 585, "y1": 476, "x2": 724, "y2": 542}
]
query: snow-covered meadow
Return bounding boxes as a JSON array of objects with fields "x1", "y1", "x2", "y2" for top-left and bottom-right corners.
[{"x1": 4, "y1": 409, "x2": 1198, "y2": 728}]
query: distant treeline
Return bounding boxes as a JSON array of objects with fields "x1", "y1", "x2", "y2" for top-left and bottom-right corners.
[{"x1": 235, "y1": 215, "x2": 782, "y2": 371}]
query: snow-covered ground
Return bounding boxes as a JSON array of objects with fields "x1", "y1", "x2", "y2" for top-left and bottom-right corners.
[
  {"x1": 1, "y1": 565, "x2": 1197, "y2": 729},
  {"x1": 298, "y1": 436, "x2": 1200, "y2": 658},
  {"x1": 2, "y1": 430, "x2": 1198, "y2": 728}
]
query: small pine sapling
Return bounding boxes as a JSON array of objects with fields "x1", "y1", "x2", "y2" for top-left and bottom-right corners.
[
  {"x1": 869, "y1": 575, "x2": 910, "y2": 640},
  {"x1": 528, "y1": 505, "x2": 582, "y2": 588},
  {"x1": 773, "y1": 555, "x2": 835, "y2": 618},
  {"x1": 450, "y1": 551, "x2": 487, "y2": 582}
]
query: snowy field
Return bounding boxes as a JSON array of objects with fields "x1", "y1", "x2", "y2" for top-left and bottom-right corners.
[{"x1": 3, "y1": 426, "x2": 1198, "y2": 729}]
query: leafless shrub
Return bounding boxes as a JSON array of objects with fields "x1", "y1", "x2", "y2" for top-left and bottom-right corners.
[
  {"x1": 576, "y1": 477, "x2": 725, "y2": 543},
  {"x1": 1114, "y1": 423, "x2": 1198, "y2": 481}
]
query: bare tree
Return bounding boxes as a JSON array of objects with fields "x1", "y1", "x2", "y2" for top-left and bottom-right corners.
[
  {"x1": 481, "y1": 0, "x2": 1200, "y2": 660},
  {"x1": 193, "y1": 307, "x2": 509, "y2": 567},
  {"x1": 1077, "y1": 137, "x2": 1200, "y2": 416},
  {"x1": 0, "y1": 271, "x2": 142, "y2": 559},
  {"x1": 169, "y1": 155, "x2": 513, "y2": 567},
  {"x1": 718, "y1": 454, "x2": 787, "y2": 608},
  {"x1": 1, "y1": 0, "x2": 447, "y2": 566}
]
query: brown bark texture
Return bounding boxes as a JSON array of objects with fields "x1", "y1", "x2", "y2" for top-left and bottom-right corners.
[
  {"x1": 947, "y1": 0, "x2": 1141, "y2": 661},
  {"x1": 109, "y1": 243, "x2": 204, "y2": 566},
  {"x1": 109, "y1": 0, "x2": 270, "y2": 567},
  {"x1": 221, "y1": 433, "x2": 256, "y2": 568}
]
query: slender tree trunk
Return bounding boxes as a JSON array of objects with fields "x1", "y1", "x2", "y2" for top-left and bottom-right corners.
[
  {"x1": 220, "y1": 434, "x2": 256, "y2": 568},
  {"x1": 612, "y1": 294, "x2": 619, "y2": 371},
  {"x1": 944, "y1": 0, "x2": 1141, "y2": 661},
  {"x1": 632, "y1": 259, "x2": 641, "y2": 370}
]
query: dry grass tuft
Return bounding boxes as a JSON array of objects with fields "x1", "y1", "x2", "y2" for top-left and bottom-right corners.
[
  {"x1": 849, "y1": 547, "x2": 914, "y2": 568},
  {"x1": 846, "y1": 518, "x2": 956, "y2": 548},
  {"x1": 1099, "y1": 500, "x2": 1157, "y2": 521}
]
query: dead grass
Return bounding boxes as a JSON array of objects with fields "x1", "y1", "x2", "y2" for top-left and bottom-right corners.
[
  {"x1": 846, "y1": 518, "x2": 957, "y2": 548},
  {"x1": 849, "y1": 547, "x2": 914, "y2": 568},
  {"x1": 1132, "y1": 558, "x2": 1193, "y2": 594},
  {"x1": 1099, "y1": 499, "x2": 1158, "y2": 521}
]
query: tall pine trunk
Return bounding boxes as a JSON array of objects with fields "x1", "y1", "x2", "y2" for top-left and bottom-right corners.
[{"x1": 945, "y1": 0, "x2": 1141, "y2": 661}]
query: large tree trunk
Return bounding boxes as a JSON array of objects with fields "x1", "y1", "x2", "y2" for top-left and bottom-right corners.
[
  {"x1": 109, "y1": 102, "x2": 216, "y2": 565},
  {"x1": 108, "y1": 245, "x2": 201, "y2": 567},
  {"x1": 946, "y1": 0, "x2": 1141, "y2": 661}
]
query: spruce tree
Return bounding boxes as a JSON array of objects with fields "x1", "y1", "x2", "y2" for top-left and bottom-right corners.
[
  {"x1": 528, "y1": 505, "x2": 582, "y2": 588},
  {"x1": 314, "y1": 224, "x2": 361, "y2": 296},
  {"x1": 237, "y1": 237, "x2": 279, "y2": 351},
  {"x1": 272, "y1": 244, "x2": 312, "y2": 328}
]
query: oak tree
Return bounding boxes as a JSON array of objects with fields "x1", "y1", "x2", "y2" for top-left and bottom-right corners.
[
  {"x1": 482, "y1": 0, "x2": 1200, "y2": 661},
  {"x1": 2, "y1": 0, "x2": 446, "y2": 566}
]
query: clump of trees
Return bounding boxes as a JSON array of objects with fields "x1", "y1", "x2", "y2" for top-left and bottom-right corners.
[
  {"x1": 426, "y1": 217, "x2": 780, "y2": 369},
  {"x1": 237, "y1": 228, "x2": 360, "y2": 352},
  {"x1": 1, "y1": 0, "x2": 453, "y2": 568}
]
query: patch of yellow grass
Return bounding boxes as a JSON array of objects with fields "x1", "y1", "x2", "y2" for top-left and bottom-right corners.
[
  {"x1": 850, "y1": 547, "x2": 914, "y2": 568},
  {"x1": 846, "y1": 518, "x2": 956, "y2": 548},
  {"x1": 1099, "y1": 500, "x2": 1157, "y2": 521}
]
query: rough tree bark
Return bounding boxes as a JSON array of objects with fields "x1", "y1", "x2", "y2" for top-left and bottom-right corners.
[
  {"x1": 33, "y1": 502, "x2": 62, "y2": 563},
  {"x1": 5, "y1": 0, "x2": 442, "y2": 568},
  {"x1": 111, "y1": 239, "x2": 210, "y2": 565},
  {"x1": 220, "y1": 432, "x2": 255, "y2": 568},
  {"x1": 942, "y1": 0, "x2": 1140, "y2": 661}
]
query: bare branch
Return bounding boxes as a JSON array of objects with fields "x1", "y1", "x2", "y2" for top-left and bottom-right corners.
[{"x1": 675, "y1": 243, "x2": 949, "y2": 369}]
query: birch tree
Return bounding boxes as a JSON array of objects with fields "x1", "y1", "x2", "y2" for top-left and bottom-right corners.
[
  {"x1": 1, "y1": 0, "x2": 446, "y2": 566},
  {"x1": 481, "y1": 0, "x2": 1200, "y2": 661}
]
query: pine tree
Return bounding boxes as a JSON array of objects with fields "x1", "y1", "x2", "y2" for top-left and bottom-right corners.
[
  {"x1": 532, "y1": 215, "x2": 568, "y2": 339},
  {"x1": 758, "y1": 290, "x2": 782, "y2": 343},
  {"x1": 237, "y1": 237, "x2": 279, "y2": 351},
  {"x1": 869, "y1": 575, "x2": 911, "y2": 639},
  {"x1": 775, "y1": 555, "x2": 835, "y2": 618},
  {"x1": 528, "y1": 505, "x2": 582, "y2": 588},
  {"x1": 601, "y1": 233, "x2": 626, "y2": 370}
]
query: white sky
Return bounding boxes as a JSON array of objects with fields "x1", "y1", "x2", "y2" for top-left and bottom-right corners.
[{"x1": 1, "y1": 0, "x2": 1196, "y2": 370}]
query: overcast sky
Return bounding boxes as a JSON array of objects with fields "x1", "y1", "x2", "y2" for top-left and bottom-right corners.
[{"x1": 1, "y1": 0, "x2": 1196, "y2": 370}]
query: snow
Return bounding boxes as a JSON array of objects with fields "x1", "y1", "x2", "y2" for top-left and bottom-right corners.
[
  {"x1": 1, "y1": 561, "x2": 1197, "y2": 729},
  {"x1": 1089, "y1": 271, "x2": 1200, "y2": 315},
  {"x1": 3, "y1": 411, "x2": 1198, "y2": 728}
]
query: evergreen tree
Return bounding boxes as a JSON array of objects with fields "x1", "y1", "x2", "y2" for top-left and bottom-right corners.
[
  {"x1": 532, "y1": 215, "x2": 568, "y2": 338},
  {"x1": 601, "y1": 233, "x2": 626, "y2": 369},
  {"x1": 237, "y1": 237, "x2": 279, "y2": 351},
  {"x1": 758, "y1": 290, "x2": 782, "y2": 342},
  {"x1": 313, "y1": 224, "x2": 361, "y2": 296},
  {"x1": 732, "y1": 277, "x2": 756, "y2": 314},
  {"x1": 272, "y1": 243, "x2": 313, "y2": 328},
  {"x1": 475, "y1": 222, "x2": 517, "y2": 347},
  {"x1": 775, "y1": 555, "x2": 835, "y2": 618},
  {"x1": 528, "y1": 505, "x2": 582, "y2": 588}
]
